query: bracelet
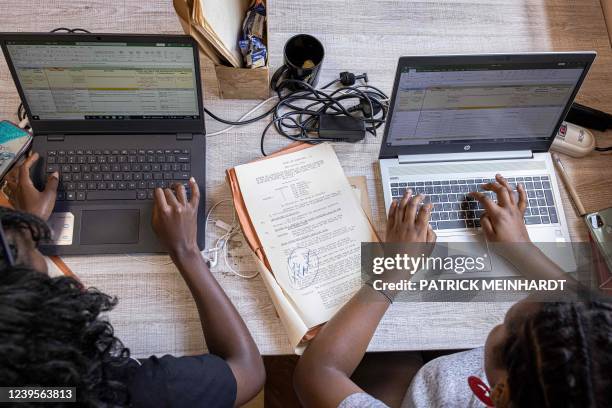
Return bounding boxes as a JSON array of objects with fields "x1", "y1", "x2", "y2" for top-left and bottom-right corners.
[{"x1": 364, "y1": 281, "x2": 394, "y2": 304}]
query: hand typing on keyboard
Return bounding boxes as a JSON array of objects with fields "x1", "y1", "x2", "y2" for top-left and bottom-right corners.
[
  {"x1": 152, "y1": 178, "x2": 200, "y2": 257},
  {"x1": 4, "y1": 151, "x2": 59, "y2": 221},
  {"x1": 381, "y1": 190, "x2": 437, "y2": 283},
  {"x1": 386, "y1": 190, "x2": 437, "y2": 245},
  {"x1": 469, "y1": 175, "x2": 574, "y2": 283},
  {"x1": 468, "y1": 174, "x2": 531, "y2": 243}
]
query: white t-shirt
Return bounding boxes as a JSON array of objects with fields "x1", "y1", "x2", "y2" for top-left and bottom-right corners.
[{"x1": 338, "y1": 348, "x2": 488, "y2": 408}]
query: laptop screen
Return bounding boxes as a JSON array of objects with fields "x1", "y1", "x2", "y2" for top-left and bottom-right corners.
[
  {"x1": 384, "y1": 59, "x2": 587, "y2": 150},
  {"x1": 4, "y1": 40, "x2": 201, "y2": 121}
]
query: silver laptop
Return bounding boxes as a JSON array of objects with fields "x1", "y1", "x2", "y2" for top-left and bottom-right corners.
[{"x1": 379, "y1": 53, "x2": 596, "y2": 277}]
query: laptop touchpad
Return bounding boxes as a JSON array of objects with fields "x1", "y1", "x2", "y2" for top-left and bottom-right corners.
[{"x1": 80, "y1": 210, "x2": 140, "y2": 245}]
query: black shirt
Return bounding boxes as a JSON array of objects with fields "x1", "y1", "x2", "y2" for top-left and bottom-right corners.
[{"x1": 124, "y1": 354, "x2": 237, "y2": 408}]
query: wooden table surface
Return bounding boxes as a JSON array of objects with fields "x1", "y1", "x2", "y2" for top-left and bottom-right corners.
[{"x1": 0, "y1": 0, "x2": 610, "y2": 356}]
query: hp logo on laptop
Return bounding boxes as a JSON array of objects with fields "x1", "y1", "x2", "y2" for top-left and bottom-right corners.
[{"x1": 464, "y1": 145, "x2": 471, "y2": 151}]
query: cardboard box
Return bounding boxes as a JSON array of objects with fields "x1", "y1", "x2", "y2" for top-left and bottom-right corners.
[
  {"x1": 174, "y1": 0, "x2": 270, "y2": 100},
  {"x1": 215, "y1": 65, "x2": 270, "y2": 99}
]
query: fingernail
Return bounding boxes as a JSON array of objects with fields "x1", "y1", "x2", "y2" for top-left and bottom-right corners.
[
  {"x1": 51, "y1": 171, "x2": 59, "y2": 179},
  {"x1": 189, "y1": 177, "x2": 195, "y2": 183}
]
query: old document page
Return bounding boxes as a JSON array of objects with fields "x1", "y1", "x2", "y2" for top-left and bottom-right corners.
[{"x1": 234, "y1": 144, "x2": 377, "y2": 328}]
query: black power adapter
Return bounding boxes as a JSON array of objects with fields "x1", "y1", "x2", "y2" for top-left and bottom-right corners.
[
  {"x1": 567, "y1": 102, "x2": 612, "y2": 131},
  {"x1": 318, "y1": 114, "x2": 366, "y2": 142}
]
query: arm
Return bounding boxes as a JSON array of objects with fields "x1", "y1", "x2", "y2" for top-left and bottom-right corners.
[
  {"x1": 294, "y1": 287, "x2": 390, "y2": 408},
  {"x1": 294, "y1": 191, "x2": 436, "y2": 408},
  {"x1": 152, "y1": 180, "x2": 265, "y2": 406}
]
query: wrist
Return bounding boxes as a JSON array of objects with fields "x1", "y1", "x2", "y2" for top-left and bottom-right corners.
[
  {"x1": 168, "y1": 244, "x2": 201, "y2": 263},
  {"x1": 498, "y1": 241, "x2": 539, "y2": 263},
  {"x1": 25, "y1": 206, "x2": 48, "y2": 222}
]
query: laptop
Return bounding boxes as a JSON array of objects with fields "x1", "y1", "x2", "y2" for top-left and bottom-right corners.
[
  {"x1": 0, "y1": 33, "x2": 207, "y2": 255},
  {"x1": 379, "y1": 52, "x2": 596, "y2": 277}
]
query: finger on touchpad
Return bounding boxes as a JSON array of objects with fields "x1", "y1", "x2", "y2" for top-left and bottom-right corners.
[{"x1": 80, "y1": 210, "x2": 140, "y2": 245}]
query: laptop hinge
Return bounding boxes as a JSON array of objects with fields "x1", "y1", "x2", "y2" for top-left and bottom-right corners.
[
  {"x1": 176, "y1": 133, "x2": 194, "y2": 140},
  {"x1": 47, "y1": 134, "x2": 65, "y2": 142},
  {"x1": 398, "y1": 150, "x2": 533, "y2": 164}
]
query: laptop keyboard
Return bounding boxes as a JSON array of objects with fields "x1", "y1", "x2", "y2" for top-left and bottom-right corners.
[
  {"x1": 45, "y1": 149, "x2": 192, "y2": 201},
  {"x1": 390, "y1": 176, "x2": 558, "y2": 230}
]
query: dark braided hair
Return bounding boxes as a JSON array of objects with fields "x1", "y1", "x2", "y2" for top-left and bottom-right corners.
[
  {"x1": 0, "y1": 206, "x2": 51, "y2": 268},
  {"x1": 502, "y1": 301, "x2": 612, "y2": 407},
  {"x1": 0, "y1": 208, "x2": 132, "y2": 407}
]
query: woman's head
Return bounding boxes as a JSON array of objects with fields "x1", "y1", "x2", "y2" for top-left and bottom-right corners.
[
  {"x1": 0, "y1": 208, "x2": 131, "y2": 406},
  {"x1": 484, "y1": 299, "x2": 612, "y2": 407}
]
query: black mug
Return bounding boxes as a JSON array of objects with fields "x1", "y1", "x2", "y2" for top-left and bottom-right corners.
[{"x1": 270, "y1": 34, "x2": 325, "y2": 91}]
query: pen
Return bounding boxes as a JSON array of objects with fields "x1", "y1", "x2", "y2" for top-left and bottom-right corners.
[{"x1": 551, "y1": 153, "x2": 586, "y2": 216}]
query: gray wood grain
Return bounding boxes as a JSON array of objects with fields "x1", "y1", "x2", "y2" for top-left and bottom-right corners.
[{"x1": 0, "y1": 0, "x2": 610, "y2": 356}]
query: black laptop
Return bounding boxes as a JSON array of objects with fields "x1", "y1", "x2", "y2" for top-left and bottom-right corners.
[{"x1": 0, "y1": 33, "x2": 206, "y2": 255}]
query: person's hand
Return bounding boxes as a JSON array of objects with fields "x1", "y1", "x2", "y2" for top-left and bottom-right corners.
[
  {"x1": 386, "y1": 189, "x2": 436, "y2": 244},
  {"x1": 152, "y1": 177, "x2": 200, "y2": 257},
  {"x1": 381, "y1": 190, "x2": 436, "y2": 282},
  {"x1": 469, "y1": 174, "x2": 531, "y2": 243},
  {"x1": 4, "y1": 152, "x2": 59, "y2": 221}
]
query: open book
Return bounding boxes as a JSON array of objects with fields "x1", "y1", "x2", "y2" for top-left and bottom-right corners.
[{"x1": 227, "y1": 143, "x2": 378, "y2": 353}]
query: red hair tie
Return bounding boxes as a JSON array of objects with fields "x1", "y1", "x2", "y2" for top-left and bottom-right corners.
[{"x1": 468, "y1": 376, "x2": 494, "y2": 407}]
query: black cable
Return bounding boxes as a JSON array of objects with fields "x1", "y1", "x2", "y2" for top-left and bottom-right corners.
[
  {"x1": 595, "y1": 146, "x2": 612, "y2": 152},
  {"x1": 17, "y1": 103, "x2": 25, "y2": 122},
  {"x1": 258, "y1": 78, "x2": 388, "y2": 155},
  {"x1": 203, "y1": 74, "x2": 388, "y2": 155},
  {"x1": 50, "y1": 28, "x2": 91, "y2": 33},
  {"x1": 260, "y1": 115, "x2": 333, "y2": 156}
]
